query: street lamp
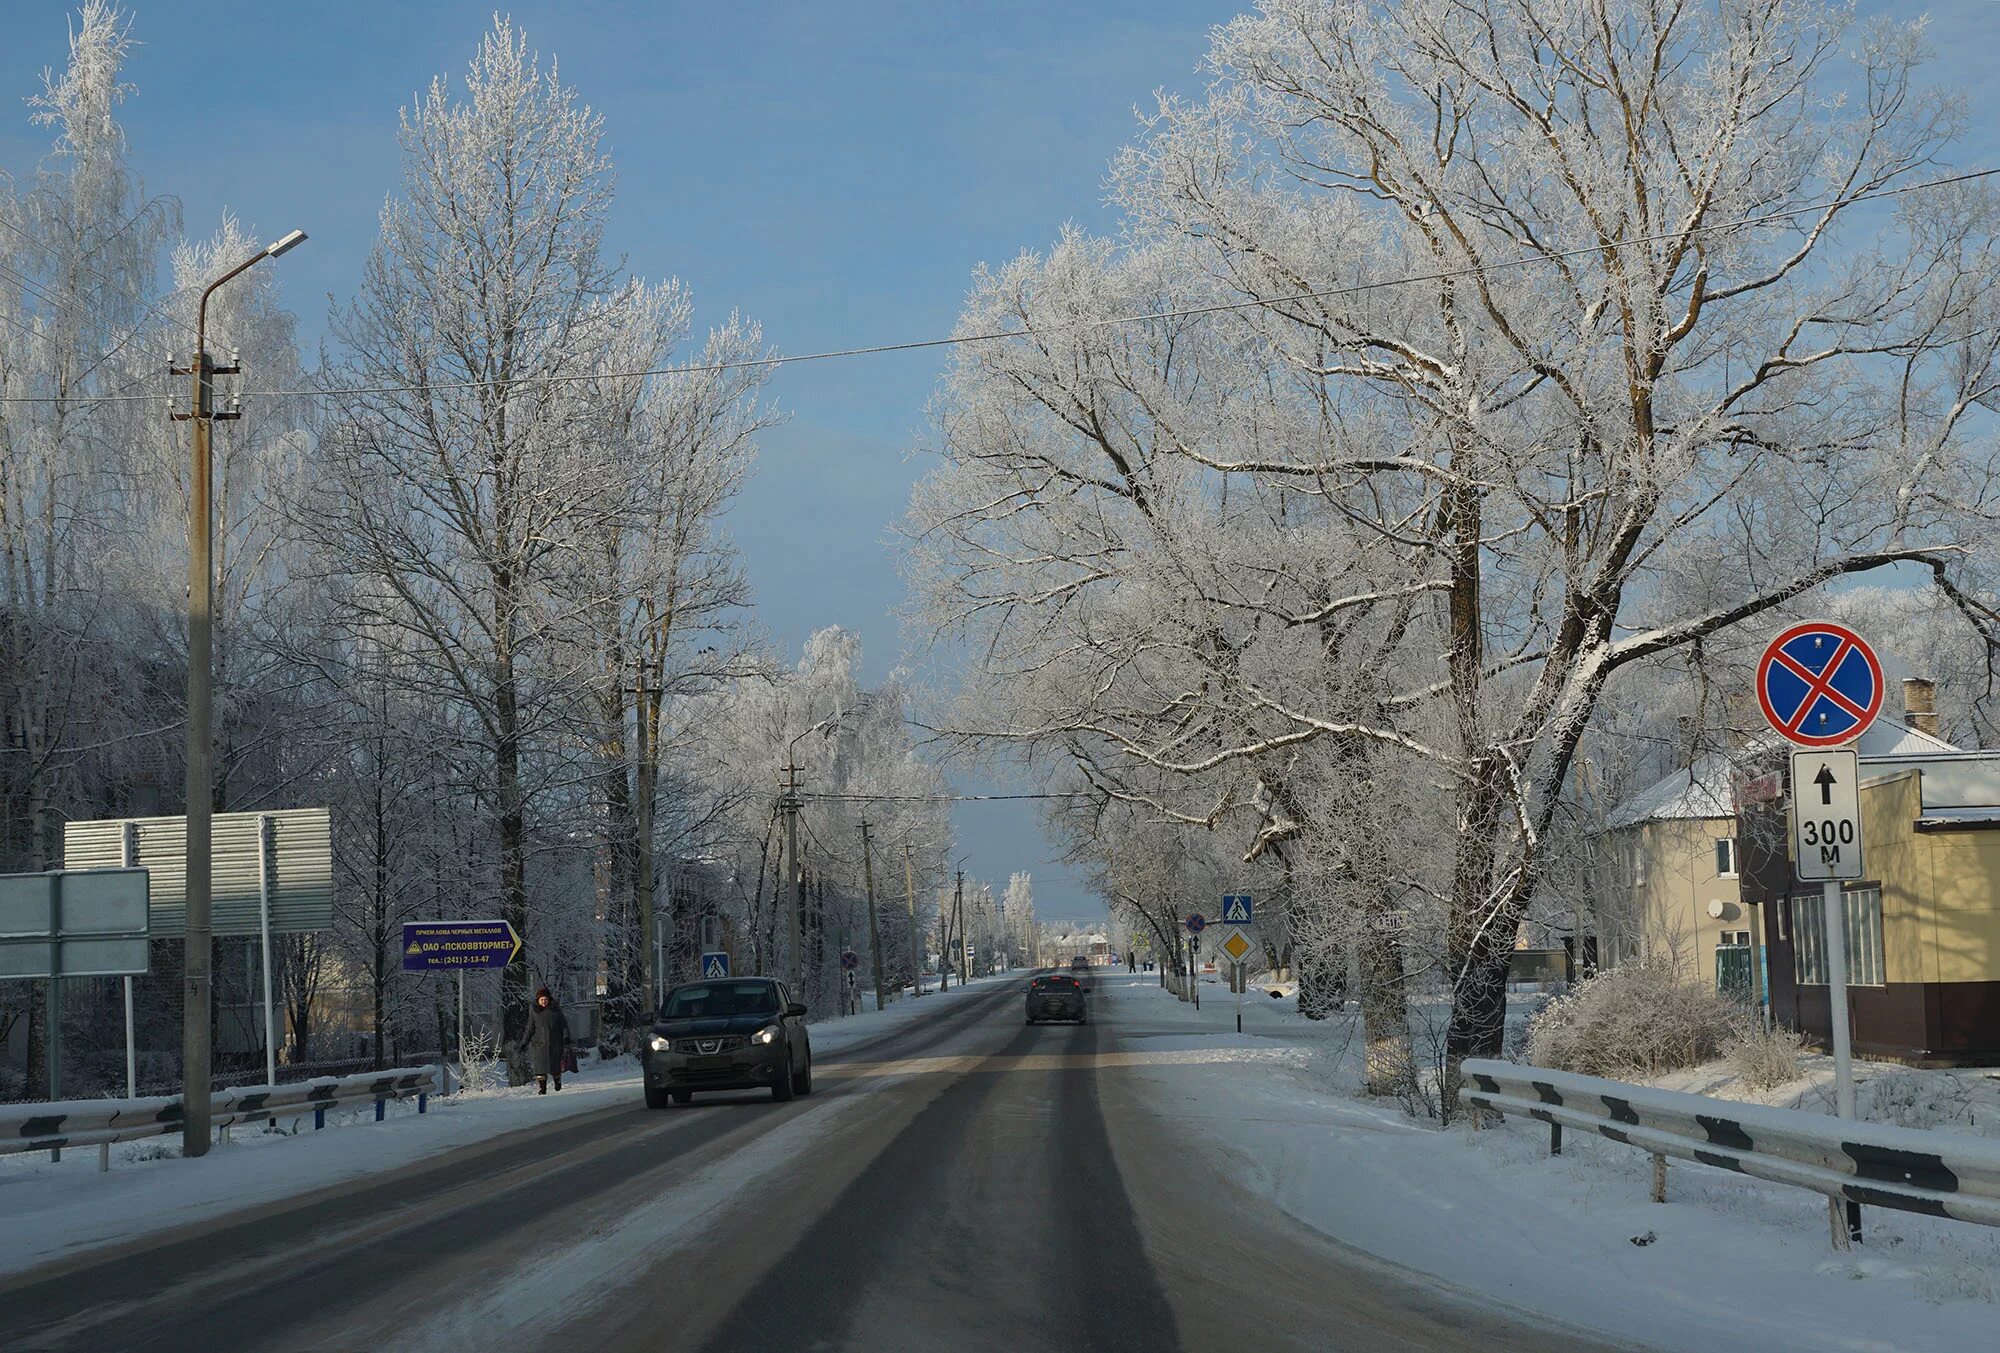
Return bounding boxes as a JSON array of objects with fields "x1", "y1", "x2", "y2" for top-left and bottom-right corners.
[{"x1": 173, "y1": 229, "x2": 306, "y2": 1159}]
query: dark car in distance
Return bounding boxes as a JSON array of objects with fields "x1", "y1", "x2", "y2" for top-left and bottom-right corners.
[
  {"x1": 643, "y1": 977, "x2": 812, "y2": 1108},
  {"x1": 1068, "y1": 954, "x2": 1094, "y2": 992},
  {"x1": 1026, "y1": 974, "x2": 1087, "y2": 1024}
]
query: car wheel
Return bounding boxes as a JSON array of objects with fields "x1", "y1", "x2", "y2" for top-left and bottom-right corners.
[
  {"x1": 771, "y1": 1049, "x2": 797, "y2": 1102},
  {"x1": 671, "y1": 1089, "x2": 692, "y2": 1105},
  {"x1": 645, "y1": 1085, "x2": 671, "y2": 1110},
  {"x1": 795, "y1": 1056, "x2": 813, "y2": 1096}
]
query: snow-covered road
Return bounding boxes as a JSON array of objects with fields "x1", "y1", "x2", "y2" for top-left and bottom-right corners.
[{"x1": 0, "y1": 966, "x2": 1630, "y2": 1353}]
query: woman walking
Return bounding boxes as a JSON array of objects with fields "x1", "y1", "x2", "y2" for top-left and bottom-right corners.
[{"x1": 526, "y1": 987, "x2": 571, "y2": 1094}]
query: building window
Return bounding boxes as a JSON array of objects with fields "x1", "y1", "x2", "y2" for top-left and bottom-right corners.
[
  {"x1": 1715, "y1": 837, "x2": 1739, "y2": 879},
  {"x1": 1792, "y1": 886, "x2": 1884, "y2": 986},
  {"x1": 1715, "y1": 932, "x2": 1753, "y2": 993},
  {"x1": 1625, "y1": 836, "x2": 1647, "y2": 888}
]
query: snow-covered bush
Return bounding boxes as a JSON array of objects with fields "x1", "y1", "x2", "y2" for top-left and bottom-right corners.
[
  {"x1": 1724, "y1": 1023, "x2": 1806, "y2": 1091},
  {"x1": 457, "y1": 1032, "x2": 502, "y2": 1096},
  {"x1": 1525, "y1": 959, "x2": 1746, "y2": 1078},
  {"x1": 1860, "y1": 1071, "x2": 1979, "y2": 1133}
]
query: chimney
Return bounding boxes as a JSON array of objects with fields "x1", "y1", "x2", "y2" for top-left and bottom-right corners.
[{"x1": 1903, "y1": 677, "x2": 1939, "y2": 737}]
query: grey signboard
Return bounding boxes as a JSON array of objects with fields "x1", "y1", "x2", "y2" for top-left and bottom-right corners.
[
  {"x1": 63, "y1": 808, "x2": 332, "y2": 938},
  {"x1": 0, "y1": 868, "x2": 151, "y2": 979}
]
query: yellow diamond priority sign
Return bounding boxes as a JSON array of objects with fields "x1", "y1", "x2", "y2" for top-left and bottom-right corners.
[{"x1": 1219, "y1": 928, "x2": 1253, "y2": 964}]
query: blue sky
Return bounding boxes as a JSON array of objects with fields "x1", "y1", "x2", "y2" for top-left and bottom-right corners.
[{"x1": 5, "y1": 1, "x2": 1998, "y2": 924}]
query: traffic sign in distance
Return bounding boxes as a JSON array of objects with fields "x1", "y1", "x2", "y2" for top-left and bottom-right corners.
[
  {"x1": 840, "y1": 949, "x2": 861, "y2": 971},
  {"x1": 1791, "y1": 749, "x2": 1864, "y2": 881},
  {"x1": 402, "y1": 919, "x2": 521, "y2": 971},
  {"x1": 1221, "y1": 894, "x2": 1254, "y2": 924},
  {"x1": 1757, "y1": 621, "x2": 1884, "y2": 748},
  {"x1": 1185, "y1": 913, "x2": 1206, "y2": 933},
  {"x1": 1218, "y1": 928, "x2": 1253, "y2": 965},
  {"x1": 700, "y1": 950, "x2": 730, "y2": 979}
]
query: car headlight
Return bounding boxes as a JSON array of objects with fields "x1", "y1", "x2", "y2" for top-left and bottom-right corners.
[
  {"x1": 750, "y1": 1023, "x2": 780, "y2": 1046},
  {"x1": 649, "y1": 1035, "x2": 671, "y2": 1053}
]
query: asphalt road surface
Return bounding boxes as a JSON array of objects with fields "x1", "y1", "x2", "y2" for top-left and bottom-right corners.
[{"x1": 0, "y1": 977, "x2": 1643, "y2": 1353}]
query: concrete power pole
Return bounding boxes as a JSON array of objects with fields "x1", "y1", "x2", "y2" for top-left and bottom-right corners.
[
  {"x1": 860, "y1": 822, "x2": 886, "y2": 1013},
  {"x1": 783, "y1": 762, "x2": 803, "y2": 994},
  {"x1": 172, "y1": 228, "x2": 306, "y2": 1160},
  {"x1": 954, "y1": 870, "x2": 966, "y2": 986},
  {"x1": 903, "y1": 843, "x2": 923, "y2": 996}
]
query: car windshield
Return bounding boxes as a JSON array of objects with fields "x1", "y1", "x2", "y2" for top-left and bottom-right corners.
[
  {"x1": 662, "y1": 982, "x2": 778, "y2": 1018},
  {"x1": 1031, "y1": 977, "x2": 1076, "y2": 991}
]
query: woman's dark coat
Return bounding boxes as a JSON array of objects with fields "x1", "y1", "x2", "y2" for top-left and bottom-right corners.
[{"x1": 525, "y1": 1001, "x2": 570, "y2": 1077}]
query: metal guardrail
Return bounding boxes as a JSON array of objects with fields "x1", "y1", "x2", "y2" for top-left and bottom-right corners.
[
  {"x1": 1461, "y1": 1058, "x2": 2000, "y2": 1229},
  {"x1": 0, "y1": 1065, "x2": 438, "y2": 1164}
]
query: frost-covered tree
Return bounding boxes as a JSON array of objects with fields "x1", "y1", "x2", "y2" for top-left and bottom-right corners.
[
  {"x1": 909, "y1": 0, "x2": 2000, "y2": 1106},
  {"x1": 0, "y1": 1, "x2": 176, "y2": 1094},
  {"x1": 310, "y1": 17, "x2": 625, "y2": 1039}
]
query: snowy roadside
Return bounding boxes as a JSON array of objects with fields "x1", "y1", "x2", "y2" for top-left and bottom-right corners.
[
  {"x1": 0, "y1": 971, "x2": 1019, "y2": 1278},
  {"x1": 1103, "y1": 972, "x2": 2000, "y2": 1353}
]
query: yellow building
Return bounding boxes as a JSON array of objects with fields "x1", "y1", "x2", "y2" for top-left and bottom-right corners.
[
  {"x1": 1596, "y1": 711, "x2": 1957, "y2": 999},
  {"x1": 1755, "y1": 753, "x2": 2000, "y2": 1064}
]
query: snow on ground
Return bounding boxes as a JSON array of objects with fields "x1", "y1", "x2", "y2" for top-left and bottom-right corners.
[
  {"x1": 0, "y1": 971, "x2": 1017, "y2": 1278},
  {"x1": 1105, "y1": 970, "x2": 2000, "y2": 1353}
]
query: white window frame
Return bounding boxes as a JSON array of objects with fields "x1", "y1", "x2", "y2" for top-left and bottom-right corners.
[
  {"x1": 1791, "y1": 886, "x2": 1884, "y2": 987},
  {"x1": 1715, "y1": 836, "x2": 1739, "y2": 879}
]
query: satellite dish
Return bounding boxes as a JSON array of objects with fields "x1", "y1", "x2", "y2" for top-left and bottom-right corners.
[{"x1": 1707, "y1": 899, "x2": 1727, "y2": 919}]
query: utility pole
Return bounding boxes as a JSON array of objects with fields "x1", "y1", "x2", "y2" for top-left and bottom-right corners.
[
  {"x1": 628, "y1": 665, "x2": 657, "y2": 1018},
  {"x1": 954, "y1": 870, "x2": 966, "y2": 986},
  {"x1": 860, "y1": 822, "x2": 885, "y2": 1013},
  {"x1": 903, "y1": 842, "x2": 923, "y2": 996},
  {"x1": 782, "y1": 762, "x2": 803, "y2": 994},
  {"x1": 938, "y1": 886, "x2": 952, "y2": 993},
  {"x1": 170, "y1": 228, "x2": 306, "y2": 1160}
]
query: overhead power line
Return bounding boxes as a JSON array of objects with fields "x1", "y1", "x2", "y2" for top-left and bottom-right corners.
[
  {"x1": 2, "y1": 165, "x2": 1995, "y2": 408},
  {"x1": 797, "y1": 791, "x2": 1095, "y2": 803}
]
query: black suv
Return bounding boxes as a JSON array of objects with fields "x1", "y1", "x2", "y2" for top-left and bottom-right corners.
[
  {"x1": 1026, "y1": 974, "x2": 1087, "y2": 1024},
  {"x1": 643, "y1": 977, "x2": 813, "y2": 1107}
]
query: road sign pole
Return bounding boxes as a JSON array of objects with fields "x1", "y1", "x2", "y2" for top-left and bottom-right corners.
[
  {"x1": 123, "y1": 976, "x2": 136, "y2": 1098},
  {"x1": 48, "y1": 874, "x2": 62, "y2": 1106},
  {"x1": 1823, "y1": 877, "x2": 1857, "y2": 1121},
  {"x1": 1236, "y1": 963, "x2": 1243, "y2": 1033},
  {"x1": 1823, "y1": 875, "x2": 1863, "y2": 1245},
  {"x1": 457, "y1": 969, "x2": 467, "y2": 1075},
  {"x1": 258, "y1": 815, "x2": 277, "y2": 1088},
  {"x1": 120, "y1": 826, "x2": 137, "y2": 1099}
]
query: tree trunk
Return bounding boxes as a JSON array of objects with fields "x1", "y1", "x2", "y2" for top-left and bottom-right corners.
[
  {"x1": 1359, "y1": 922, "x2": 1408, "y2": 1096},
  {"x1": 495, "y1": 639, "x2": 528, "y2": 1045}
]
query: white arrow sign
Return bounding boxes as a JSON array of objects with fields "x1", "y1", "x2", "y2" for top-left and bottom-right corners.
[{"x1": 1790, "y1": 749, "x2": 1863, "y2": 882}]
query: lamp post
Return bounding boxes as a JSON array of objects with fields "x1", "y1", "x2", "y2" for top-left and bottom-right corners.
[{"x1": 173, "y1": 228, "x2": 306, "y2": 1159}]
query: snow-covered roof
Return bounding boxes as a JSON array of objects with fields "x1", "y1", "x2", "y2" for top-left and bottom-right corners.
[
  {"x1": 1605, "y1": 719, "x2": 1962, "y2": 830},
  {"x1": 1916, "y1": 806, "x2": 2000, "y2": 832}
]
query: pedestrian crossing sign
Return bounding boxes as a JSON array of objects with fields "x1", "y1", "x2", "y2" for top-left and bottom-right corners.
[
  {"x1": 1221, "y1": 895, "x2": 1254, "y2": 924},
  {"x1": 700, "y1": 951, "x2": 730, "y2": 979},
  {"x1": 1219, "y1": 928, "x2": 1253, "y2": 964}
]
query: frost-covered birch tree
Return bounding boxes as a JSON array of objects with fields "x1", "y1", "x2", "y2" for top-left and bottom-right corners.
[{"x1": 311, "y1": 17, "x2": 623, "y2": 1039}]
